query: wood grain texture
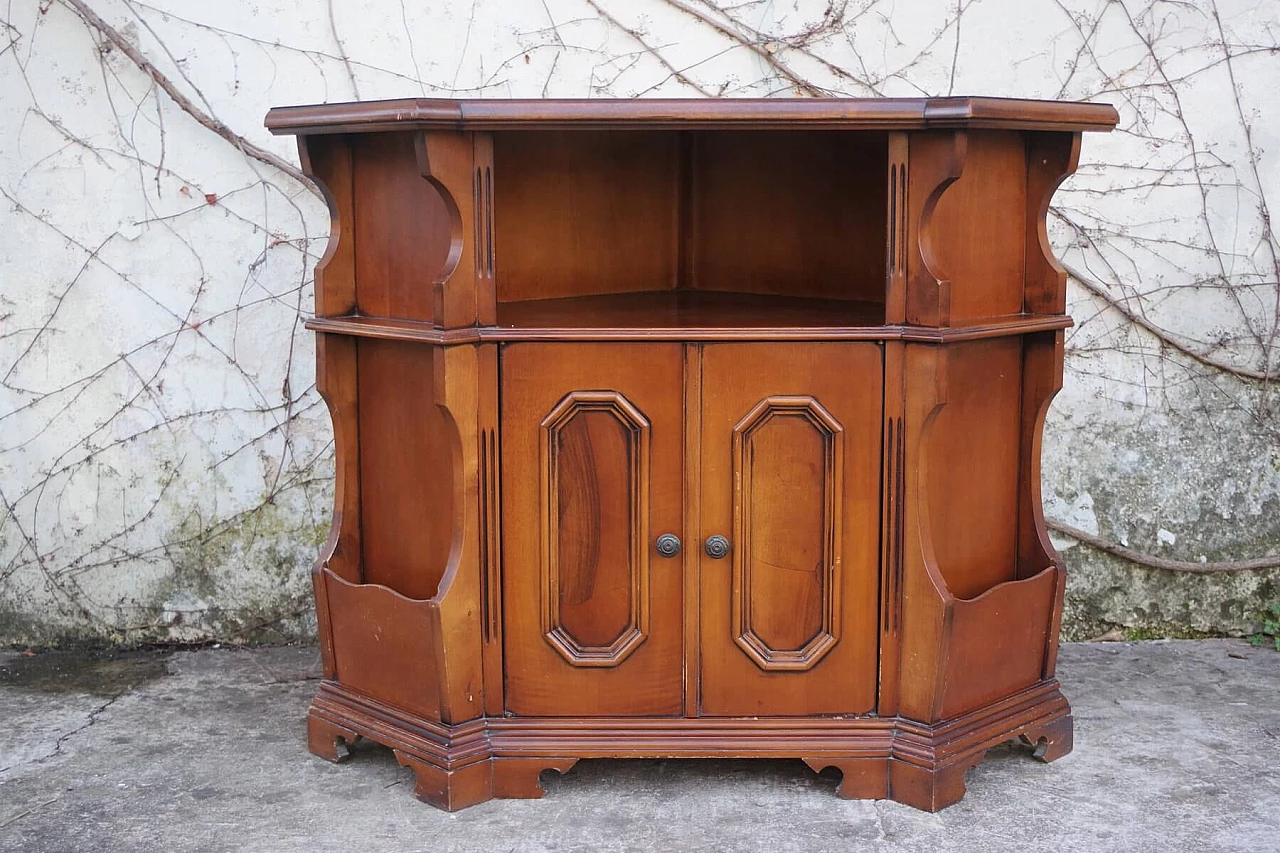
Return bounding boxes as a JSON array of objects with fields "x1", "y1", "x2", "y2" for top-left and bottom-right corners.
[
  {"x1": 1019, "y1": 331, "x2": 1069, "y2": 681},
  {"x1": 413, "y1": 131, "x2": 474, "y2": 328},
  {"x1": 688, "y1": 131, "x2": 887, "y2": 302},
  {"x1": 430, "y1": 344, "x2": 487, "y2": 724},
  {"x1": 309, "y1": 334, "x2": 360, "y2": 680},
  {"x1": 731, "y1": 396, "x2": 843, "y2": 670},
  {"x1": 699, "y1": 343, "x2": 881, "y2": 716},
  {"x1": 937, "y1": 566, "x2": 1056, "y2": 719},
  {"x1": 298, "y1": 135, "x2": 356, "y2": 317},
  {"x1": 905, "y1": 130, "x2": 966, "y2": 327},
  {"x1": 1024, "y1": 133, "x2": 1082, "y2": 315},
  {"x1": 497, "y1": 291, "x2": 885, "y2": 329},
  {"x1": 493, "y1": 131, "x2": 679, "y2": 302},
  {"x1": 540, "y1": 392, "x2": 650, "y2": 665},
  {"x1": 323, "y1": 569, "x2": 442, "y2": 721},
  {"x1": 351, "y1": 133, "x2": 451, "y2": 322},
  {"x1": 923, "y1": 338, "x2": 1023, "y2": 600},
  {"x1": 926, "y1": 131, "x2": 1028, "y2": 321},
  {"x1": 355, "y1": 338, "x2": 453, "y2": 601},
  {"x1": 501, "y1": 343, "x2": 684, "y2": 716}
]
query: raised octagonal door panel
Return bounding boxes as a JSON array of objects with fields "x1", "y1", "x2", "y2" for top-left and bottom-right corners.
[
  {"x1": 698, "y1": 342, "x2": 882, "y2": 716},
  {"x1": 501, "y1": 343, "x2": 685, "y2": 716}
]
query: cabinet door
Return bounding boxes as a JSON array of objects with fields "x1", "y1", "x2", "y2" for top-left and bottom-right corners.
[
  {"x1": 698, "y1": 343, "x2": 882, "y2": 716},
  {"x1": 501, "y1": 343, "x2": 685, "y2": 716}
]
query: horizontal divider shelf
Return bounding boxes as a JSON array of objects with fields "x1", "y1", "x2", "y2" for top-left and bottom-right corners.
[{"x1": 305, "y1": 313, "x2": 1073, "y2": 344}]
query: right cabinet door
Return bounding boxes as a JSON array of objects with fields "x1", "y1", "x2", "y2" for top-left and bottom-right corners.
[{"x1": 698, "y1": 342, "x2": 883, "y2": 716}]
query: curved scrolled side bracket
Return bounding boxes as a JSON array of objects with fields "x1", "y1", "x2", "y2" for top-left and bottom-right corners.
[
  {"x1": 1018, "y1": 333, "x2": 1068, "y2": 575},
  {"x1": 413, "y1": 133, "x2": 466, "y2": 290},
  {"x1": 912, "y1": 397, "x2": 955, "y2": 606},
  {"x1": 427, "y1": 347, "x2": 468, "y2": 608},
  {"x1": 910, "y1": 131, "x2": 968, "y2": 327},
  {"x1": 297, "y1": 137, "x2": 356, "y2": 317},
  {"x1": 906, "y1": 347, "x2": 956, "y2": 606},
  {"x1": 1025, "y1": 133, "x2": 1083, "y2": 315},
  {"x1": 313, "y1": 335, "x2": 361, "y2": 585},
  {"x1": 1023, "y1": 395, "x2": 1063, "y2": 570}
]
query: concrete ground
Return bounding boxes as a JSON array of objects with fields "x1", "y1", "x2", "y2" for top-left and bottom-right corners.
[{"x1": 0, "y1": 641, "x2": 1276, "y2": 852}]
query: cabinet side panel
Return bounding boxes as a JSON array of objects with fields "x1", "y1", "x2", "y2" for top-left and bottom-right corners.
[
  {"x1": 298, "y1": 135, "x2": 357, "y2": 317},
  {"x1": 356, "y1": 338, "x2": 454, "y2": 600},
  {"x1": 926, "y1": 131, "x2": 1027, "y2": 321},
  {"x1": 351, "y1": 132, "x2": 453, "y2": 322},
  {"x1": 492, "y1": 132, "x2": 679, "y2": 302},
  {"x1": 924, "y1": 338, "x2": 1021, "y2": 599}
]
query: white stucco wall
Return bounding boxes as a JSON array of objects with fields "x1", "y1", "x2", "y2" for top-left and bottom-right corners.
[{"x1": 2, "y1": 0, "x2": 1277, "y2": 644}]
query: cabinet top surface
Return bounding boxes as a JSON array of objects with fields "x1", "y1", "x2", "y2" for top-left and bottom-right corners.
[{"x1": 265, "y1": 96, "x2": 1118, "y2": 136}]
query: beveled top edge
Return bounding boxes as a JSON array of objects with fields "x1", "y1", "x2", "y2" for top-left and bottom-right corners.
[{"x1": 264, "y1": 96, "x2": 1119, "y2": 135}]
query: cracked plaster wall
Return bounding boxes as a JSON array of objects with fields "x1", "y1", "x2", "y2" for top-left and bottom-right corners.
[{"x1": 1, "y1": 0, "x2": 1277, "y2": 645}]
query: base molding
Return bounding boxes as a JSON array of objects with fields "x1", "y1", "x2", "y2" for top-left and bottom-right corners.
[{"x1": 307, "y1": 680, "x2": 1072, "y2": 812}]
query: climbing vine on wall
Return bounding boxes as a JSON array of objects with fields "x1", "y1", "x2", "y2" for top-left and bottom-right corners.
[{"x1": 1, "y1": 0, "x2": 1276, "y2": 644}]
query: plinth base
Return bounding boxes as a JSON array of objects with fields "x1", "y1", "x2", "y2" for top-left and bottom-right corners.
[{"x1": 306, "y1": 680, "x2": 1072, "y2": 812}]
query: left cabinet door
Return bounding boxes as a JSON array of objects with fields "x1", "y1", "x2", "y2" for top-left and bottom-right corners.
[{"x1": 501, "y1": 343, "x2": 685, "y2": 716}]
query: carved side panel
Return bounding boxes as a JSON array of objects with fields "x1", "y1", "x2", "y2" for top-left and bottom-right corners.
[
  {"x1": 351, "y1": 132, "x2": 454, "y2": 323},
  {"x1": 414, "y1": 130, "x2": 489, "y2": 329},
  {"x1": 731, "y1": 396, "x2": 844, "y2": 671},
  {"x1": 906, "y1": 131, "x2": 967, "y2": 327},
  {"x1": 926, "y1": 131, "x2": 1028, "y2": 322},
  {"x1": 1024, "y1": 132, "x2": 1082, "y2": 315},
  {"x1": 297, "y1": 135, "x2": 356, "y2": 317},
  {"x1": 540, "y1": 392, "x2": 651, "y2": 667}
]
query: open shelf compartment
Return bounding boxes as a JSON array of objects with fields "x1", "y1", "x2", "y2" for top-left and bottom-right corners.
[{"x1": 492, "y1": 129, "x2": 890, "y2": 328}]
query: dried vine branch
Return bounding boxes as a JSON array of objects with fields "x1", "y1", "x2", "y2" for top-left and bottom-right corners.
[
  {"x1": 658, "y1": 0, "x2": 828, "y2": 95},
  {"x1": 1048, "y1": 520, "x2": 1280, "y2": 574},
  {"x1": 585, "y1": 0, "x2": 714, "y2": 96},
  {"x1": 1064, "y1": 259, "x2": 1278, "y2": 382},
  {"x1": 59, "y1": 0, "x2": 314, "y2": 192},
  {"x1": 5, "y1": 0, "x2": 1278, "y2": 646}
]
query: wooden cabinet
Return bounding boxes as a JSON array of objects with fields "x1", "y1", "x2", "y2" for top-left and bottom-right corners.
[{"x1": 266, "y1": 96, "x2": 1118, "y2": 813}]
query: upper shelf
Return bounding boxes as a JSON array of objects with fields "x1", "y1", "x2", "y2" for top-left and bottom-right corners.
[
  {"x1": 306, "y1": 289, "x2": 1073, "y2": 344},
  {"x1": 265, "y1": 96, "x2": 1119, "y2": 136}
]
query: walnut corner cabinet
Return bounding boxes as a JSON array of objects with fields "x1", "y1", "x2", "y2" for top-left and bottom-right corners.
[{"x1": 265, "y1": 96, "x2": 1117, "y2": 812}]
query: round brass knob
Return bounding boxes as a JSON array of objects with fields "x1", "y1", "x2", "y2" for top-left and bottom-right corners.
[
  {"x1": 655, "y1": 534, "x2": 682, "y2": 557},
  {"x1": 704, "y1": 535, "x2": 731, "y2": 559}
]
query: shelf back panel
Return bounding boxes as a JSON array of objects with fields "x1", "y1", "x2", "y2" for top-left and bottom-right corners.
[
  {"x1": 688, "y1": 131, "x2": 887, "y2": 304},
  {"x1": 493, "y1": 130, "x2": 890, "y2": 317},
  {"x1": 494, "y1": 131, "x2": 680, "y2": 303}
]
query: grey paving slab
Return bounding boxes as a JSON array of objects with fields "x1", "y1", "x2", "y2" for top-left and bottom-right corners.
[{"x1": 1, "y1": 640, "x2": 1276, "y2": 852}]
